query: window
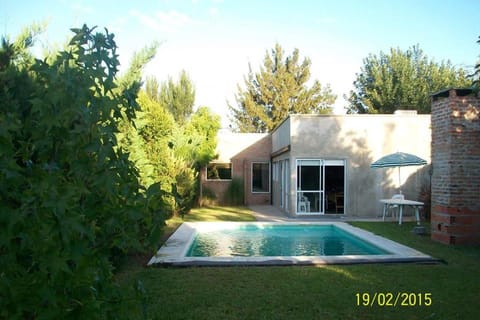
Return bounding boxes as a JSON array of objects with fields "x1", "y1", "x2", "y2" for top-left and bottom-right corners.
[
  {"x1": 207, "y1": 163, "x2": 232, "y2": 180},
  {"x1": 252, "y1": 162, "x2": 270, "y2": 193}
]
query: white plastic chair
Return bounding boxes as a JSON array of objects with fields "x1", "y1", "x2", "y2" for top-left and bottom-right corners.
[
  {"x1": 298, "y1": 195, "x2": 311, "y2": 213},
  {"x1": 386, "y1": 194, "x2": 404, "y2": 218}
]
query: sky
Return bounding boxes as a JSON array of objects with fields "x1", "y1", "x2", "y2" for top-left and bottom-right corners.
[{"x1": 2, "y1": 0, "x2": 479, "y2": 127}]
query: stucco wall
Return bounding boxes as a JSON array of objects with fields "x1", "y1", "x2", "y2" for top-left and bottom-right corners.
[
  {"x1": 205, "y1": 113, "x2": 431, "y2": 216},
  {"x1": 272, "y1": 117, "x2": 291, "y2": 153},
  {"x1": 284, "y1": 113, "x2": 431, "y2": 217}
]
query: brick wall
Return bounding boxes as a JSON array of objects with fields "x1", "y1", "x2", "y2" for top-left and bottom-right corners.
[
  {"x1": 199, "y1": 166, "x2": 230, "y2": 205},
  {"x1": 431, "y1": 88, "x2": 480, "y2": 244},
  {"x1": 232, "y1": 135, "x2": 272, "y2": 205},
  {"x1": 200, "y1": 134, "x2": 272, "y2": 206}
]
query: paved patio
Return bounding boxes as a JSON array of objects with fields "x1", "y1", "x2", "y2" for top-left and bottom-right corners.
[{"x1": 248, "y1": 205, "x2": 392, "y2": 222}]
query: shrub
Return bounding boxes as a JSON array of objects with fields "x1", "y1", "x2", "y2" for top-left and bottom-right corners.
[
  {"x1": 199, "y1": 186, "x2": 218, "y2": 206},
  {"x1": 225, "y1": 178, "x2": 245, "y2": 205},
  {"x1": 0, "y1": 25, "x2": 165, "y2": 319}
]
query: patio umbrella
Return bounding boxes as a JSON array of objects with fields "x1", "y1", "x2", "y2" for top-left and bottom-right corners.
[{"x1": 370, "y1": 152, "x2": 427, "y2": 194}]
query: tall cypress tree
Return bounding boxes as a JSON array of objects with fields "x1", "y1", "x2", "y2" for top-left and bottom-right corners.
[
  {"x1": 229, "y1": 43, "x2": 336, "y2": 133},
  {"x1": 159, "y1": 70, "x2": 196, "y2": 125}
]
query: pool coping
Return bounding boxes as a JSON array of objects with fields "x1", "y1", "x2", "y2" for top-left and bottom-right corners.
[{"x1": 147, "y1": 222, "x2": 438, "y2": 267}]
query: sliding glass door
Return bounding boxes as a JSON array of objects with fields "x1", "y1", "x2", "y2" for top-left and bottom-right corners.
[
  {"x1": 279, "y1": 159, "x2": 289, "y2": 210},
  {"x1": 296, "y1": 159, "x2": 345, "y2": 215},
  {"x1": 296, "y1": 160, "x2": 323, "y2": 214}
]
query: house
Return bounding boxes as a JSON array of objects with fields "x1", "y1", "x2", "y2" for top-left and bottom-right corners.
[
  {"x1": 200, "y1": 131, "x2": 272, "y2": 206},
  {"x1": 201, "y1": 111, "x2": 431, "y2": 218}
]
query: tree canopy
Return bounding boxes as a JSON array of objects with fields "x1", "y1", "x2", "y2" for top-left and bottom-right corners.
[
  {"x1": 347, "y1": 45, "x2": 470, "y2": 114},
  {"x1": 138, "y1": 72, "x2": 220, "y2": 213},
  {"x1": 145, "y1": 70, "x2": 196, "y2": 124},
  {"x1": 229, "y1": 43, "x2": 336, "y2": 132},
  {"x1": 157, "y1": 70, "x2": 196, "y2": 125},
  {"x1": 184, "y1": 106, "x2": 221, "y2": 168}
]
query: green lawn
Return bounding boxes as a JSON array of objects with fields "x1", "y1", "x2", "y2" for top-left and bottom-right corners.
[
  {"x1": 173, "y1": 205, "x2": 257, "y2": 222},
  {"x1": 117, "y1": 207, "x2": 480, "y2": 320},
  {"x1": 159, "y1": 206, "x2": 256, "y2": 243}
]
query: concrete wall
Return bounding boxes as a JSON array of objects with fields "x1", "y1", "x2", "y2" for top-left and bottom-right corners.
[
  {"x1": 281, "y1": 113, "x2": 431, "y2": 217},
  {"x1": 431, "y1": 88, "x2": 480, "y2": 245},
  {"x1": 272, "y1": 117, "x2": 291, "y2": 153}
]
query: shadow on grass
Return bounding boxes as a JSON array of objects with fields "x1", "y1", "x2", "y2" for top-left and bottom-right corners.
[{"x1": 350, "y1": 221, "x2": 480, "y2": 265}]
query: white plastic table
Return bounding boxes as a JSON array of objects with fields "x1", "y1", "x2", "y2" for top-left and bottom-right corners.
[{"x1": 380, "y1": 199, "x2": 423, "y2": 225}]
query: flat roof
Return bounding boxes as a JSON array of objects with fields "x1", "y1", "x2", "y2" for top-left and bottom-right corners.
[{"x1": 270, "y1": 112, "x2": 431, "y2": 135}]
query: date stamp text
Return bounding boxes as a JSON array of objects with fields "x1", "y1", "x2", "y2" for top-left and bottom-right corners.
[{"x1": 355, "y1": 292, "x2": 432, "y2": 307}]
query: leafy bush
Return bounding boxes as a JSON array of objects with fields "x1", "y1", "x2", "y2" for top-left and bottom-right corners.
[
  {"x1": 200, "y1": 186, "x2": 217, "y2": 206},
  {"x1": 225, "y1": 178, "x2": 245, "y2": 205},
  {"x1": 0, "y1": 25, "x2": 165, "y2": 319}
]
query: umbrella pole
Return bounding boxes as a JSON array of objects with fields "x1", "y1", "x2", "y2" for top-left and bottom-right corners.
[{"x1": 398, "y1": 167, "x2": 402, "y2": 194}]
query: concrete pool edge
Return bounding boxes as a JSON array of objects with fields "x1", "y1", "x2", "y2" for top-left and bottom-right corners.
[{"x1": 147, "y1": 222, "x2": 439, "y2": 267}]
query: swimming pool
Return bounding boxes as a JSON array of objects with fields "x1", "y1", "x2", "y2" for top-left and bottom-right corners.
[
  {"x1": 187, "y1": 224, "x2": 389, "y2": 257},
  {"x1": 148, "y1": 222, "x2": 436, "y2": 266}
]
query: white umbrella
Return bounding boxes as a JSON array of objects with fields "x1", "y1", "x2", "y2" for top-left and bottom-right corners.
[{"x1": 371, "y1": 152, "x2": 427, "y2": 194}]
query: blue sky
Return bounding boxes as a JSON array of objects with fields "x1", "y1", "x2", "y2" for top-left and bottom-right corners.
[{"x1": 2, "y1": 0, "x2": 479, "y2": 126}]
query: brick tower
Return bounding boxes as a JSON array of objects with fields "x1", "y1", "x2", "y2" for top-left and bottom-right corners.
[{"x1": 431, "y1": 88, "x2": 480, "y2": 244}]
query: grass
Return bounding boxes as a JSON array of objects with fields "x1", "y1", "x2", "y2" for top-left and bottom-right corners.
[
  {"x1": 175, "y1": 205, "x2": 257, "y2": 222},
  {"x1": 161, "y1": 206, "x2": 256, "y2": 242},
  {"x1": 117, "y1": 207, "x2": 480, "y2": 320}
]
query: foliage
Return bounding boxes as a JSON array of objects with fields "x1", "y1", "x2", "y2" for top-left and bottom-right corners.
[
  {"x1": 145, "y1": 75, "x2": 160, "y2": 102},
  {"x1": 0, "y1": 21, "x2": 47, "y2": 70},
  {"x1": 158, "y1": 70, "x2": 196, "y2": 125},
  {"x1": 119, "y1": 91, "x2": 176, "y2": 190},
  {"x1": 199, "y1": 187, "x2": 217, "y2": 206},
  {"x1": 169, "y1": 106, "x2": 220, "y2": 213},
  {"x1": 224, "y1": 178, "x2": 245, "y2": 205},
  {"x1": 471, "y1": 36, "x2": 480, "y2": 93},
  {"x1": 120, "y1": 87, "x2": 220, "y2": 216},
  {"x1": 347, "y1": 44, "x2": 470, "y2": 114},
  {"x1": 171, "y1": 167, "x2": 196, "y2": 217},
  {"x1": 184, "y1": 106, "x2": 221, "y2": 168},
  {"x1": 118, "y1": 90, "x2": 192, "y2": 217},
  {"x1": 117, "y1": 42, "x2": 159, "y2": 92},
  {"x1": 0, "y1": 25, "x2": 166, "y2": 319},
  {"x1": 229, "y1": 43, "x2": 336, "y2": 132},
  {"x1": 120, "y1": 68, "x2": 219, "y2": 217}
]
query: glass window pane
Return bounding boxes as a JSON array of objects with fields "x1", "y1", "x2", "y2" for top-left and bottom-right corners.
[
  {"x1": 252, "y1": 162, "x2": 270, "y2": 192},
  {"x1": 207, "y1": 163, "x2": 232, "y2": 180},
  {"x1": 299, "y1": 164, "x2": 320, "y2": 190}
]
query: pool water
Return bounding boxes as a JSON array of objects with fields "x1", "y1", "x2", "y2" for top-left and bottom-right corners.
[{"x1": 186, "y1": 224, "x2": 391, "y2": 257}]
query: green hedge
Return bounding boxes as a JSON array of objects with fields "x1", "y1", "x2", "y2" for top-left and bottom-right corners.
[{"x1": 0, "y1": 25, "x2": 165, "y2": 319}]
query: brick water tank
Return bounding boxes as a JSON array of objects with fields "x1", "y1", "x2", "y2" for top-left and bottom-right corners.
[{"x1": 431, "y1": 88, "x2": 480, "y2": 244}]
